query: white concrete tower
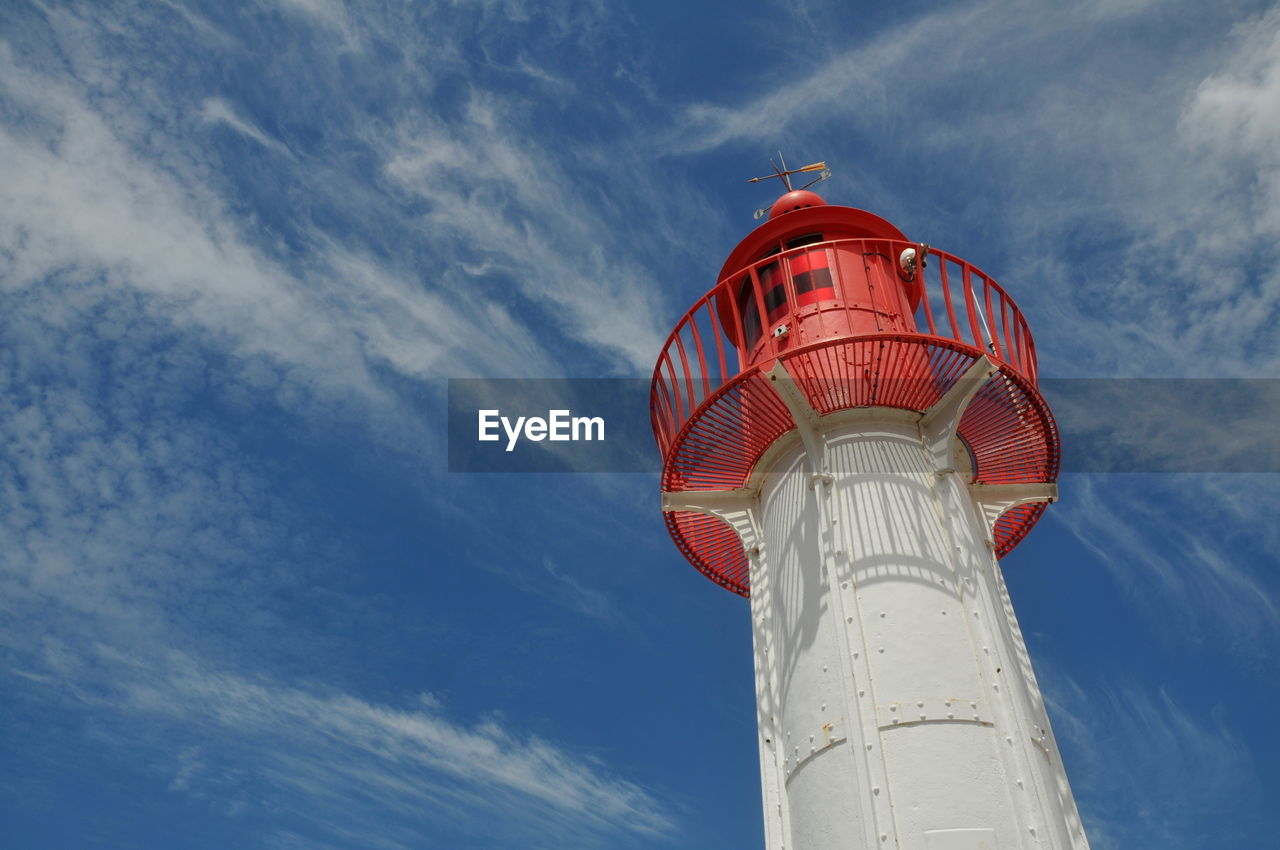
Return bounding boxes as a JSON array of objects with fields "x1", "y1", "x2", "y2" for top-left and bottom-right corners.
[{"x1": 651, "y1": 173, "x2": 1090, "y2": 850}]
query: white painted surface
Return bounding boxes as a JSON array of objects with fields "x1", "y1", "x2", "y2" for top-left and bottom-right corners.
[{"x1": 726, "y1": 397, "x2": 1090, "y2": 850}]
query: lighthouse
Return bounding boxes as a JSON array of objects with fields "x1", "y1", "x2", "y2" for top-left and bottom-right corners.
[{"x1": 650, "y1": 164, "x2": 1091, "y2": 850}]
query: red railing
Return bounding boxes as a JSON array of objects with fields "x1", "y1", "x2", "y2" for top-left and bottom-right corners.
[{"x1": 651, "y1": 239, "x2": 1039, "y2": 461}]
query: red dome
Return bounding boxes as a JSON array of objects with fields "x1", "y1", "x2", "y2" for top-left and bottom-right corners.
[{"x1": 768, "y1": 189, "x2": 827, "y2": 219}]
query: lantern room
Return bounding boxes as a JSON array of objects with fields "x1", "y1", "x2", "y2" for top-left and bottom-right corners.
[{"x1": 714, "y1": 190, "x2": 923, "y2": 370}]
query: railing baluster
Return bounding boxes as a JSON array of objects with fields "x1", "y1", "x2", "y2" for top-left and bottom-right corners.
[
  {"x1": 687, "y1": 309, "x2": 711, "y2": 403},
  {"x1": 709, "y1": 298, "x2": 728, "y2": 388},
  {"x1": 671, "y1": 326, "x2": 697, "y2": 428},
  {"x1": 1025, "y1": 318, "x2": 1039, "y2": 384},
  {"x1": 962, "y1": 264, "x2": 984, "y2": 352},
  {"x1": 940, "y1": 258, "x2": 960, "y2": 343},
  {"x1": 983, "y1": 275, "x2": 1003, "y2": 360},
  {"x1": 1000, "y1": 290, "x2": 1015, "y2": 371},
  {"x1": 916, "y1": 243, "x2": 938, "y2": 336},
  {"x1": 662, "y1": 350, "x2": 683, "y2": 435},
  {"x1": 749, "y1": 266, "x2": 771, "y2": 361}
]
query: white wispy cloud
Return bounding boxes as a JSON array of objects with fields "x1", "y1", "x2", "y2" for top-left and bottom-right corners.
[
  {"x1": 120, "y1": 650, "x2": 676, "y2": 848},
  {"x1": 0, "y1": 37, "x2": 559, "y2": 443},
  {"x1": 1054, "y1": 475, "x2": 1279, "y2": 659},
  {"x1": 1178, "y1": 13, "x2": 1280, "y2": 237},
  {"x1": 1045, "y1": 674, "x2": 1260, "y2": 850},
  {"x1": 540, "y1": 556, "x2": 616, "y2": 621},
  {"x1": 11, "y1": 640, "x2": 676, "y2": 849},
  {"x1": 201, "y1": 96, "x2": 296, "y2": 158},
  {"x1": 271, "y1": 0, "x2": 361, "y2": 50},
  {"x1": 154, "y1": 0, "x2": 234, "y2": 44},
  {"x1": 378, "y1": 93, "x2": 674, "y2": 374}
]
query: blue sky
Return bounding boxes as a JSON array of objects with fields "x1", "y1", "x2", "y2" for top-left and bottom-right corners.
[{"x1": 0, "y1": 1, "x2": 1276, "y2": 848}]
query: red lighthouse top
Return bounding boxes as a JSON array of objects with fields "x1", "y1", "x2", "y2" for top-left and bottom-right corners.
[
  {"x1": 713, "y1": 189, "x2": 919, "y2": 371},
  {"x1": 651, "y1": 179, "x2": 1060, "y2": 596}
]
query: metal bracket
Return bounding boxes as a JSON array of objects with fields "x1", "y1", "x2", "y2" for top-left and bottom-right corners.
[
  {"x1": 919, "y1": 355, "x2": 997, "y2": 473},
  {"x1": 969, "y1": 482, "x2": 1059, "y2": 510},
  {"x1": 764, "y1": 360, "x2": 827, "y2": 474},
  {"x1": 970, "y1": 482, "x2": 1059, "y2": 544},
  {"x1": 808, "y1": 472, "x2": 834, "y2": 490},
  {"x1": 661, "y1": 488, "x2": 763, "y2": 561},
  {"x1": 662, "y1": 489, "x2": 755, "y2": 514}
]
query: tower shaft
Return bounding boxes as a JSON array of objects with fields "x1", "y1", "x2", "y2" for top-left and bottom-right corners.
[{"x1": 670, "y1": 366, "x2": 1089, "y2": 850}]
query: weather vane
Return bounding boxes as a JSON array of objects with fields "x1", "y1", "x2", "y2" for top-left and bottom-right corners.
[{"x1": 749, "y1": 152, "x2": 830, "y2": 218}]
